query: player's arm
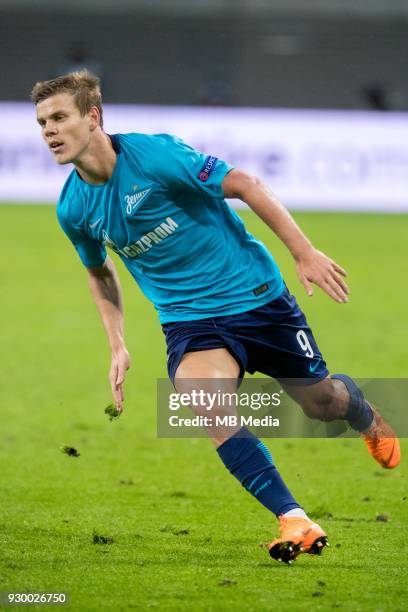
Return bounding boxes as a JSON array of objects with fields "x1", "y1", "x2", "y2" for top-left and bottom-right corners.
[
  {"x1": 222, "y1": 168, "x2": 349, "y2": 304},
  {"x1": 87, "y1": 256, "x2": 130, "y2": 412}
]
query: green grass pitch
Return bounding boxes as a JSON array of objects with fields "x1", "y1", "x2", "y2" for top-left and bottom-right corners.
[{"x1": 0, "y1": 204, "x2": 407, "y2": 611}]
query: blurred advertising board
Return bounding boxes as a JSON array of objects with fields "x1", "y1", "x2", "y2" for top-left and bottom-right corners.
[{"x1": 1, "y1": 102, "x2": 407, "y2": 211}]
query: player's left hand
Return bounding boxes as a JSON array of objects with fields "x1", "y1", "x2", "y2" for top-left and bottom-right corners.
[{"x1": 295, "y1": 247, "x2": 349, "y2": 303}]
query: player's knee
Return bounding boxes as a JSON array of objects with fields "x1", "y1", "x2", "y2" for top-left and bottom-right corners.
[
  {"x1": 299, "y1": 380, "x2": 345, "y2": 422},
  {"x1": 173, "y1": 380, "x2": 208, "y2": 417},
  {"x1": 173, "y1": 379, "x2": 237, "y2": 418}
]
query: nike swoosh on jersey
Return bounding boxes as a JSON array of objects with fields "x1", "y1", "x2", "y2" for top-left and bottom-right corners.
[
  {"x1": 309, "y1": 359, "x2": 321, "y2": 373},
  {"x1": 89, "y1": 216, "x2": 103, "y2": 229}
]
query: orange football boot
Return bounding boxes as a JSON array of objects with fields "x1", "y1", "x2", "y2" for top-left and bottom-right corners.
[
  {"x1": 268, "y1": 515, "x2": 329, "y2": 564},
  {"x1": 362, "y1": 408, "x2": 401, "y2": 469}
]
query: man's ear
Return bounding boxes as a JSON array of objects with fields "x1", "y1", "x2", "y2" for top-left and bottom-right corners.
[{"x1": 89, "y1": 106, "x2": 101, "y2": 130}]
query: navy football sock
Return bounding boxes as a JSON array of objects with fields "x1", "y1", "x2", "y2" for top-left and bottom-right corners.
[
  {"x1": 217, "y1": 427, "x2": 300, "y2": 517},
  {"x1": 331, "y1": 374, "x2": 374, "y2": 431}
]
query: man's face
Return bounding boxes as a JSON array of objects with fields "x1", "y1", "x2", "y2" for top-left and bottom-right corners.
[{"x1": 36, "y1": 93, "x2": 96, "y2": 165}]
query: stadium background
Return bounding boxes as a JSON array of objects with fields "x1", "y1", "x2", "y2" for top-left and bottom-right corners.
[{"x1": 1, "y1": 1, "x2": 407, "y2": 611}]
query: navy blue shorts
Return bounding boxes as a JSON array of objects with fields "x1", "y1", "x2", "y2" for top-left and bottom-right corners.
[{"x1": 162, "y1": 286, "x2": 329, "y2": 385}]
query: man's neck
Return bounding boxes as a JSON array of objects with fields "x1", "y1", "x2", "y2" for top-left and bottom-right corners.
[{"x1": 75, "y1": 131, "x2": 117, "y2": 185}]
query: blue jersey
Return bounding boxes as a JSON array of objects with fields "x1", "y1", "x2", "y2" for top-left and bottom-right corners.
[{"x1": 57, "y1": 133, "x2": 284, "y2": 323}]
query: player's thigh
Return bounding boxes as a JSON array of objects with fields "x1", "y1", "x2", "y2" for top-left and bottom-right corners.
[
  {"x1": 175, "y1": 348, "x2": 241, "y2": 443},
  {"x1": 174, "y1": 347, "x2": 240, "y2": 412},
  {"x1": 175, "y1": 347, "x2": 240, "y2": 380}
]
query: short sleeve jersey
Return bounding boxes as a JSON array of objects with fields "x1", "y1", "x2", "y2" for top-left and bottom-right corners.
[{"x1": 57, "y1": 133, "x2": 284, "y2": 323}]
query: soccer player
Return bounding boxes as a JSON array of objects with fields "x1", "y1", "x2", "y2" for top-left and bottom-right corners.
[{"x1": 31, "y1": 71, "x2": 400, "y2": 564}]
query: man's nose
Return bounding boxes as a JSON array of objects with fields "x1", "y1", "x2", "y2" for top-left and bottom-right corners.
[{"x1": 45, "y1": 123, "x2": 57, "y2": 136}]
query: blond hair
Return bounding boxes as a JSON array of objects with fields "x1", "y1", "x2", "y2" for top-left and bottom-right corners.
[{"x1": 31, "y1": 70, "x2": 103, "y2": 128}]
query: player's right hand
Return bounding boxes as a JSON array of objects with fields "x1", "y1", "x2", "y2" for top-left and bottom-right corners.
[{"x1": 109, "y1": 346, "x2": 131, "y2": 412}]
